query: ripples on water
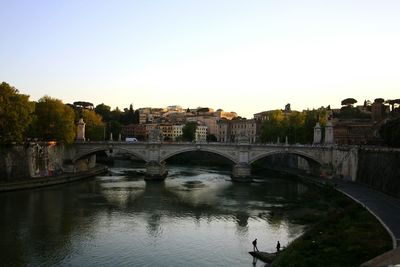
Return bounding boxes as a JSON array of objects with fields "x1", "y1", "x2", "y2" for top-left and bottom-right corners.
[{"x1": 0, "y1": 160, "x2": 307, "y2": 266}]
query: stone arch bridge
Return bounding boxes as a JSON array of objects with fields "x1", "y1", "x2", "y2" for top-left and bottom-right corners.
[{"x1": 65, "y1": 142, "x2": 359, "y2": 182}]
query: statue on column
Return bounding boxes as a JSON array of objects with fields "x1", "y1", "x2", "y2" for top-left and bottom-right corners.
[
  {"x1": 313, "y1": 122, "x2": 322, "y2": 144},
  {"x1": 76, "y1": 118, "x2": 86, "y2": 141}
]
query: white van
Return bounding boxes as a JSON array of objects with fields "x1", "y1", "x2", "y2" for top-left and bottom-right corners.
[{"x1": 125, "y1": 137, "x2": 138, "y2": 142}]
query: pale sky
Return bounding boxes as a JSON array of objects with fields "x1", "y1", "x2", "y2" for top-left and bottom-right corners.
[{"x1": 1, "y1": 0, "x2": 399, "y2": 118}]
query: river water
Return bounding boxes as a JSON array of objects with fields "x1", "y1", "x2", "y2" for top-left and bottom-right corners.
[{"x1": 0, "y1": 160, "x2": 309, "y2": 266}]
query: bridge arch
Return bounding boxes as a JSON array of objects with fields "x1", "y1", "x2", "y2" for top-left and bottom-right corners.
[
  {"x1": 160, "y1": 147, "x2": 237, "y2": 164},
  {"x1": 73, "y1": 146, "x2": 147, "y2": 162},
  {"x1": 249, "y1": 149, "x2": 324, "y2": 166}
]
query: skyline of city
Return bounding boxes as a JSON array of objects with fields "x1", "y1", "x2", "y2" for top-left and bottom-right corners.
[{"x1": 1, "y1": 0, "x2": 399, "y2": 118}]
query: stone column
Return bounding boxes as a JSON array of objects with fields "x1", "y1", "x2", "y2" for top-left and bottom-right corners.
[
  {"x1": 231, "y1": 163, "x2": 252, "y2": 182},
  {"x1": 76, "y1": 118, "x2": 86, "y2": 141},
  {"x1": 324, "y1": 121, "x2": 334, "y2": 144},
  {"x1": 145, "y1": 161, "x2": 168, "y2": 181},
  {"x1": 313, "y1": 122, "x2": 321, "y2": 144}
]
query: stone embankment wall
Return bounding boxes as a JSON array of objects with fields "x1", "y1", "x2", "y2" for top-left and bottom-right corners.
[
  {"x1": 0, "y1": 146, "x2": 30, "y2": 181},
  {"x1": 356, "y1": 148, "x2": 400, "y2": 198},
  {"x1": 1, "y1": 143, "x2": 96, "y2": 182}
]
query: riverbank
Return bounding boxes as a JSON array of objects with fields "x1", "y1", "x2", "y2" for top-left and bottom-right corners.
[
  {"x1": 259, "y1": 170, "x2": 392, "y2": 267},
  {"x1": 0, "y1": 165, "x2": 107, "y2": 192}
]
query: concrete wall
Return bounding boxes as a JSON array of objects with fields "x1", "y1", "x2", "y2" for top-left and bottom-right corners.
[
  {"x1": 0, "y1": 143, "x2": 88, "y2": 182},
  {"x1": 0, "y1": 146, "x2": 30, "y2": 181},
  {"x1": 332, "y1": 147, "x2": 359, "y2": 181},
  {"x1": 357, "y1": 148, "x2": 400, "y2": 198}
]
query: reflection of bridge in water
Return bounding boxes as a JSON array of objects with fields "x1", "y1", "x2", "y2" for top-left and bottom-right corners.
[
  {"x1": 66, "y1": 142, "x2": 359, "y2": 182},
  {"x1": 97, "y1": 172, "x2": 308, "y2": 237}
]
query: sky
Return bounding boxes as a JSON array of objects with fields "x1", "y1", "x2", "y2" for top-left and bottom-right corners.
[{"x1": 1, "y1": 0, "x2": 399, "y2": 118}]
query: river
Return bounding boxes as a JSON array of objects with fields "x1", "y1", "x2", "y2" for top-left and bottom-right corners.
[{"x1": 0, "y1": 159, "x2": 309, "y2": 266}]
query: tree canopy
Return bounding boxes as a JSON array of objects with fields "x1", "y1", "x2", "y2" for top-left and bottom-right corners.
[
  {"x1": 260, "y1": 109, "x2": 328, "y2": 144},
  {"x1": 81, "y1": 109, "x2": 104, "y2": 141},
  {"x1": 341, "y1": 98, "x2": 357, "y2": 106},
  {"x1": 182, "y1": 122, "x2": 197, "y2": 141},
  {"x1": 0, "y1": 82, "x2": 34, "y2": 144},
  {"x1": 33, "y1": 96, "x2": 76, "y2": 143}
]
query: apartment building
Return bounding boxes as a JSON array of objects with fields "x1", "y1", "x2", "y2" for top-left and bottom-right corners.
[
  {"x1": 217, "y1": 119, "x2": 260, "y2": 143},
  {"x1": 195, "y1": 125, "x2": 207, "y2": 142}
]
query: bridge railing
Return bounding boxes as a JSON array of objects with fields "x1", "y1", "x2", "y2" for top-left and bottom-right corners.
[{"x1": 73, "y1": 140, "x2": 346, "y2": 149}]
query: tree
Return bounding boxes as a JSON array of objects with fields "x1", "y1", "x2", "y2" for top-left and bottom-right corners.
[
  {"x1": 207, "y1": 134, "x2": 217, "y2": 142},
  {"x1": 0, "y1": 82, "x2": 34, "y2": 144},
  {"x1": 95, "y1": 103, "x2": 111, "y2": 122},
  {"x1": 182, "y1": 122, "x2": 197, "y2": 141},
  {"x1": 120, "y1": 104, "x2": 136, "y2": 125},
  {"x1": 260, "y1": 110, "x2": 285, "y2": 143},
  {"x1": 33, "y1": 96, "x2": 76, "y2": 143},
  {"x1": 260, "y1": 109, "x2": 327, "y2": 144},
  {"x1": 81, "y1": 109, "x2": 104, "y2": 141},
  {"x1": 386, "y1": 99, "x2": 400, "y2": 112},
  {"x1": 341, "y1": 98, "x2": 357, "y2": 107},
  {"x1": 73, "y1": 101, "x2": 94, "y2": 110}
]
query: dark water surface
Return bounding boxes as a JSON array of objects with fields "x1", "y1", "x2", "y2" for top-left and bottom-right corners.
[{"x1": 0, "y1": 160, "x2": 308, "y2": 266}]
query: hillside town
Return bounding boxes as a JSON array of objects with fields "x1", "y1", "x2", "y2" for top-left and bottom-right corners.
[{"x1": 76, "y1": 98, "x2": 400, "y2": 146}]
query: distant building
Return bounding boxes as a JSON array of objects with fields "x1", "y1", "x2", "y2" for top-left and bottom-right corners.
[
  {"x1": 217, "y1": 119, "x2": 230, "y2": 142},
  {"x1": 332, "y1": 119, "x2": 381, "y2": 145},
  {"x1": 172, "y1": 125, "x2": 183, "y2": 141},
  {"x1": 214, "y1": 109, "x2": 237, "y2": 120},
  {"x1": 167, "y1": 105, "x2": 183, "y2": 112},
  {"x1": 159, "y1": 123, "x2": 174, "y2": 141},
  {"x1": 217, "y1": 119, "x2": 260, "y2": 143},
  {"x1": 195, "y1": 125, "x2": 207, "y2": 142},
  {"x1": 121, "y1": 124, "x2": 147, "y2": 140}
]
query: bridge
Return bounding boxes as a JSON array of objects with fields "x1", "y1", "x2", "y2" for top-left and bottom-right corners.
[{"x1": 65, "y1": 141, "x2": 359, "y2": 182}]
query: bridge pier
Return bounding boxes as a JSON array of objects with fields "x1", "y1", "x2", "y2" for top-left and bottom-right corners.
[
  {"x1": 145, "y1": 161, "x2": 168, "y2": 181},
  {"x1": 231, "y1": 163, "x2": 252, "y2": 182}
]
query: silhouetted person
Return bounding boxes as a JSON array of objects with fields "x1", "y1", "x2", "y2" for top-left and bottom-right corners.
[
  {"x1": 276, "y1": 241, "x2": 281, "y2": 252},
  {"x1": 252, "y1": 238, "x2": 259, "y2": 252}
]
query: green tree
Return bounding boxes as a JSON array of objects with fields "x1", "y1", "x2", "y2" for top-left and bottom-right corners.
[
  {"x1": 33, "y1": 96, "x2": 76, "y2": 143},
  {"x1": 341, "y1": 98, "x2": 357, "y2": 107},
  {"x1": 109, "y1": 121, "x2": 122, "y2": 140},
  {"x1": 81, "y1": 109, "x2": 104, "y2": 141},
  {"x1": 121, "y1": 104, "x2": 136, "y2": 125},
  {"x1": 287, "y1": 111, "x2": 306, "y2": 143},
  {"x1": 260, "y1": 109, "x2": 327, "y2": 144},
  {"x1": 182, "y1": 122, "x2": 197, "y2": 141},
  {"x1": 0, "y1": 82, "x2": 34, "y2": 145},
  {"x1": 95, "y1": 103, "x2": 112, "y2": 122},
  {"x1": 260, "y1": 110, "x2": 285, "y2": 143}
]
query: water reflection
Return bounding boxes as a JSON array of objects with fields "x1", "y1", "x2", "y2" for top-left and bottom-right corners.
[{"x1": 0, "y1": 160, "x2": 309, "y2": 267}]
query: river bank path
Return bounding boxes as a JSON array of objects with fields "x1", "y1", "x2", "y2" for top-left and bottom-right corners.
[{"x1": 334, "y1": 179, "x2": 400, "y2": 248}]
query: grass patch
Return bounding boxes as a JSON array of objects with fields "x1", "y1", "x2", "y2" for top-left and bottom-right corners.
[{"x1": 271, "y1": 187, "x2": 392, "y2": 267}]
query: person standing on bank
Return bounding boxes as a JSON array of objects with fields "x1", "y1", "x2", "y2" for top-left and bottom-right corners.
[
  {"x1": 276, "y1": 241, "x2": 281, "y2": 252},
  {"x1": 252, "y1": 238, "x2": 259, "y2": 252}
]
